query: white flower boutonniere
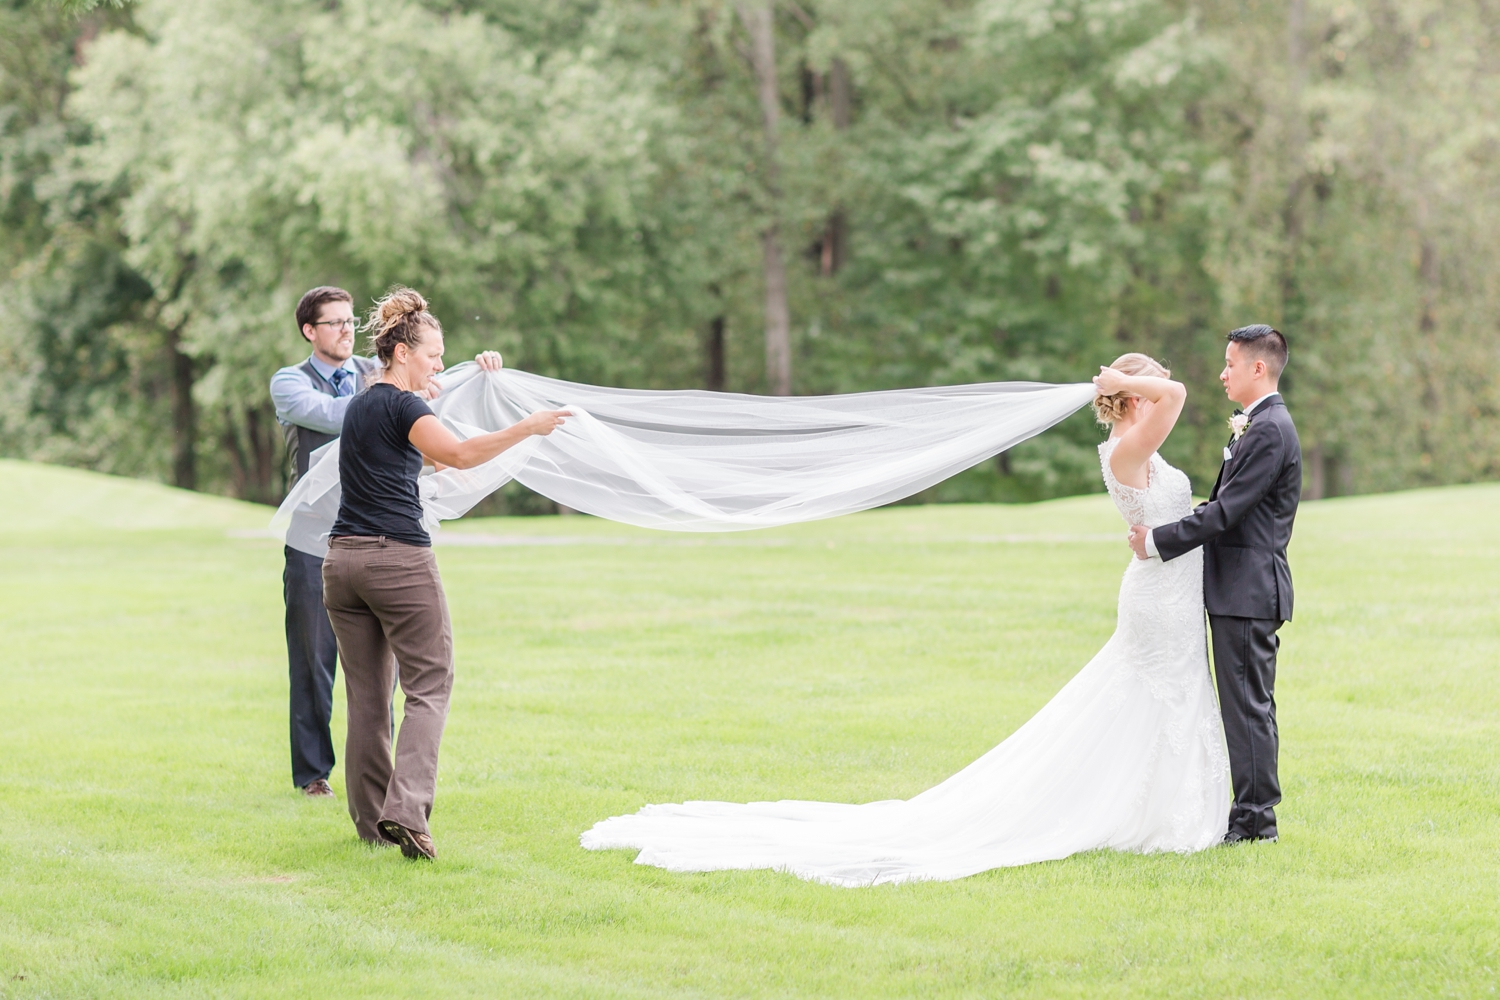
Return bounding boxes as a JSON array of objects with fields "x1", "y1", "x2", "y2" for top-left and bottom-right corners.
[{"x1": 1223, "y1": 412, "x2": 1250, "y2": 461}]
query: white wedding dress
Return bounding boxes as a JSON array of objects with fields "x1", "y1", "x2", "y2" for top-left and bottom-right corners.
[{"x1": 581, "y1": 440, "x2": 1230, "y2": 885}]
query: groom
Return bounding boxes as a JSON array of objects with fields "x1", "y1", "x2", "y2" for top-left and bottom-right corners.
[{"x1": 1128, "y1": 325, "x2": 1301, "y2": 843}]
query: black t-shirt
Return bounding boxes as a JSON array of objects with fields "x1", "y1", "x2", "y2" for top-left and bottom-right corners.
[{"x1": 330, "y1": 382, "x2": 435, "y2": 546}]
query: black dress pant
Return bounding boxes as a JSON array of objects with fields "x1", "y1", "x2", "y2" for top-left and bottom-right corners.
[
  {"x1": 1209, "y1": 614, "x2": 1283, "y2": 839},
  {"x1": 285, "y1": 545, "x2": 338, "y2": 788}
]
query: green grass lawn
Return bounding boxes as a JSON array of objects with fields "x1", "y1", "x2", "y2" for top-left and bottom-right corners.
[{"x1": 1, "y1": 458, "x2": 1496, "y2": 998}]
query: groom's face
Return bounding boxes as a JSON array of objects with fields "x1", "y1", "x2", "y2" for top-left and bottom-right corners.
[{"x1": 1220, "y1": 342, "x2": 1266, "y2": 407}]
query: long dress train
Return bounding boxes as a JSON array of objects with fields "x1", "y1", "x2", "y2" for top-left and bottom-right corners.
[{"x1": 580, "y1": 440, "x2": 1230, "y2": 886}]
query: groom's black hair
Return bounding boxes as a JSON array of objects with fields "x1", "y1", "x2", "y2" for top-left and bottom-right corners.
[{"x1": 1227, "y1": 324, "x2": 1287, "y2": 379}]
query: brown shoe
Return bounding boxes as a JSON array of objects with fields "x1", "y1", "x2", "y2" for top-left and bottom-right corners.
[
  {"x1": 378, "y1": 819, "x2": 437, "y2": 861},
  {"x1": 301, "y1": 778, "x2": 335, "y2": 799}
]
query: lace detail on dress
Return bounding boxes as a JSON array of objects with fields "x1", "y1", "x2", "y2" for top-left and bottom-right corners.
[
  {"x1": 1099, "y1": 439, "x2": 1148, "y2": 526},
  {"x1": 1098, "y1": 438, "x2": 1194, "y2": 529},
  {"x1": 1097, "y1": 437, "x2": 1214, "y2": 709}
]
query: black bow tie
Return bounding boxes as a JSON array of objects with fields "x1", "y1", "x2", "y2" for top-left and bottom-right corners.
[{"x1": 1232, "y1": 409, "x2": 1244, "y2": 416}]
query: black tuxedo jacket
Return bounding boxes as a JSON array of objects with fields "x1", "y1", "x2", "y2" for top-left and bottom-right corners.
[{"x1": 1153, "y1": 396, "x2": 1301, "y2": 622}]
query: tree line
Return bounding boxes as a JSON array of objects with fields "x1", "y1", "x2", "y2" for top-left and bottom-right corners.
[{"x1": 3, "y1": 0, "x2": 1497, "y2": 509}]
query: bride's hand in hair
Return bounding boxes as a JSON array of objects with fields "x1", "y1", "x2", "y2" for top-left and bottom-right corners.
[
  {"x1": 1093, "y1": 367, "x2": 1130, "y2": 395},
  {"x1": 521, "y1": 409, "x2": 572, "y2": 436}
]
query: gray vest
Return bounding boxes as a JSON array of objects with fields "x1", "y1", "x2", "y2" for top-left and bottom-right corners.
[{"x1": 283, "y1": 356, "x2": 378, "y2": 486}]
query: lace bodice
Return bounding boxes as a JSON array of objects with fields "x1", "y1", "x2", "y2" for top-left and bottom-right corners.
[{"x1": 1098, "y1": 438, "x2": 1194, "y2": 528}]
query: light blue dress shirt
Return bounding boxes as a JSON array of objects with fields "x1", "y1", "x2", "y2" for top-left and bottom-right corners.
[{"x1": 270, "y1": 354, "x2": 364, "y2": 435}]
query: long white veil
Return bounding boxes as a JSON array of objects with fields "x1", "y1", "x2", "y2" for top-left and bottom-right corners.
[{"x1": 271, "y1": 363, "x2": 1097, "y2": 557}]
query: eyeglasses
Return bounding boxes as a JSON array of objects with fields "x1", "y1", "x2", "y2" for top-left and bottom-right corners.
[{"x1": 312, "y1": 318, "x2": 358, "y2": 331}]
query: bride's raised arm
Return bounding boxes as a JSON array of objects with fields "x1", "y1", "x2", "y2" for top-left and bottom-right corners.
[{"x1": 1092, "y1": 363, "x2": 1186, "y2": 490}]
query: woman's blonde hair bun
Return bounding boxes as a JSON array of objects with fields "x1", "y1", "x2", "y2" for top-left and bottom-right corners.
[
  {"x1": 365, "y1": 286, "x2": 441, "y2": 366},
  {"x1": 1093, "y1": 352, "x2": 1170, "y2": 425},
  {"x1": 375, "y1": 286, "x2": 427, "y2": 325}
]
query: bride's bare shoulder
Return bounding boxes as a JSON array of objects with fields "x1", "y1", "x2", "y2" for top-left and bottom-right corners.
[{"x1": 1104, "y1": 435, "x2": 1151, "y2": 490}]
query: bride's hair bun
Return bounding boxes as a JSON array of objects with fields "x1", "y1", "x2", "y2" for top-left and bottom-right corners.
[
  {"x1": 1094, "y1": 352, "x2": 1170, "y2": 425},
  {"x1": 365, "y1": 286, "x2": 441, "y2": 366}
]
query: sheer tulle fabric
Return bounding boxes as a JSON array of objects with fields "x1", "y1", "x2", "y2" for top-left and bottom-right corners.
[
  {"x1": 271, "y1": 363, "x2": 1096, "y2": 556},
  {"x1": 580, "y1": 442, "x2": 1230, "y2": 886},
  {"x1": 268, "y1": 367, "x2": 1229, "y2": 883}
]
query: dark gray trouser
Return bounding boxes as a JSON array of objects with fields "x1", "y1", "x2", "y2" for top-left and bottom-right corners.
[
  {"x1": 1209, "y1": 614, "x2": 1283, "y2": 840},
  {"x1": 285, "y1": 546, "x2": 338, "y2": 789},
  {"x1": 321, "y1": 536, "x2": 454, "y2": 842}
]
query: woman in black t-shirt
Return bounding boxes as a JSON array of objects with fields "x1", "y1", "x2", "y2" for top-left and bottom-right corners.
[{"x1": 322, "y1": 287, "x2": 569, "y2": 860}]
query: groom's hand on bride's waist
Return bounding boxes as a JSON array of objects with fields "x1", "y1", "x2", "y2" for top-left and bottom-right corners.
[{"x1": 1128, "y1": 525, "x2": 1151, "y2": 560}]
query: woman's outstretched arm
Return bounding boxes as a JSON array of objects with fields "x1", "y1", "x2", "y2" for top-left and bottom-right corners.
[
  {"x1": 1092, "y1": 369, "x2": 1186, "y2": 487},
  {"x1": 408, "y1": 410, "x2": 571, "y2": 470}
]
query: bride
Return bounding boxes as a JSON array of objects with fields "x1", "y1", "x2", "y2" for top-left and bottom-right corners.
[{"x1": 581, "y1": 354, "x2": 1230, "y2": 885}]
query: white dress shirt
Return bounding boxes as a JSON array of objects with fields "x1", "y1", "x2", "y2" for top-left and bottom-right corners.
[
  {"x1": 270, "y1": 354, "x2": 363, "y2": 435},
  {"x1": 1142, "y1": 392, "x2": 1280, "y2": 559}
]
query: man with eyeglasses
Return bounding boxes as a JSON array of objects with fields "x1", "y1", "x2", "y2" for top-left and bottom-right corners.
[
  {"x1": 270, "y1": 286, "x2": 379, "y2": 799},
  {"x1": 271, "y1": 286, "x2": 503, "y2": 799}
]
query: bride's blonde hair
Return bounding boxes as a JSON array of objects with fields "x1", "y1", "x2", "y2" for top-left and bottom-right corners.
[{"x1": 1093, "y1": 353, "x2": 1170, "y2": 425}]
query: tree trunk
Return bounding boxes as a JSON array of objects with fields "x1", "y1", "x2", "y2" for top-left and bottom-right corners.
[
  {"x1": 737, "y1": 2, "x2": 791, "y2": 395},
  {"x1": 828, "y1": 57, "x2": 852, "y2": 129},
  {"x1": 1279, "y1": 0, "x2": 1307, "y2": 310},
  {"x1": 223, "y1": 405, "x2": 280, "y2": 503},
  {"x1": 223, "y1": 407, "x2": 249, "y2": 499},
  {"x1": 821, "y1": 58, "x2": 851, "y2": 277},
  {"x1": 1418, "y1": 237, "x2": 1438, "y2": 336},
  {"x1": 1304, "y1": 442, "x2": 1325, "y2": 500},
  {"x1": 820, "y1": 212, "x2": 845, "y2": 277},
  {"x1": 759, "y1": 230, "x2": 791, "y2": 394},
  {"x1": 706, "y1": 313, "x2": 727, "y2": 391},
  {"x1": 166, "y1": 321, "x2": 196, "y2": 491},
  {"x1": 248, "y1": 405, "x2": 277, "y2": 502},
  {"x1": 1414, "y1": 232, "x2": 1442, "y2": 476}
]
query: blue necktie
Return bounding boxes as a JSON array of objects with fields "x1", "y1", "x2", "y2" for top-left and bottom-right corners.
[{"x1": 330, "y1": 368, "x2": 352, "y2": 396}]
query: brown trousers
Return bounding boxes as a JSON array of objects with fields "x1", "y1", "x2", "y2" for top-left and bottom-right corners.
[{"x1": 321, "y1": 536, "x2": 453, "y2": 842}]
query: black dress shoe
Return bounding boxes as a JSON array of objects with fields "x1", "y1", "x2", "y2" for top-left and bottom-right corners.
[
  {"x1": 1223, "y1": 830, "x2": 1278, "y2": 845},
  {"x1": 378, "y1": 819, "x2": 437, "y2": 860}
]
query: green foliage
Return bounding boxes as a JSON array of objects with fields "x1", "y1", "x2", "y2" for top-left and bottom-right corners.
[
  {"x1": 2, "y1": 460, "x2": 1498, "y2": 996},
  {"x1": 795, "y1": 0, "x2": 1230, "y2": 495},
  {"x1": 2, "y1": 0, "x2": 1499, "y2": 502},
  {"x1": 1199, "y1": 0, "x2": 1500, "y2": 494},
  {"x1": 0, "y1": 0, "x2": 162, "y2": 476},
  {"x1": 37, "y1": 0, "x2": 128, "y2": 14},
  {"x1": 58, "y1": 0, "x2": 693, "y2": 498}
]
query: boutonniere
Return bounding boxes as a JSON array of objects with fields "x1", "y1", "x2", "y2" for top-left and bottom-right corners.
[{"x1": 1228, "y1": 412, "x2": 1251, "y2": 441}]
